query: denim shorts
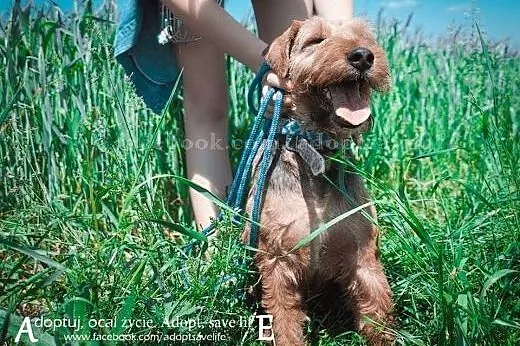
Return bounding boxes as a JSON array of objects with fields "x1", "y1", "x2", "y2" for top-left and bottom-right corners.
[
  {"x1": 114, "y1": 0, "x2": 180, "y2": 114},
  {"x1": 114, "y1": 0, "x2": 224, "y2": 114}
]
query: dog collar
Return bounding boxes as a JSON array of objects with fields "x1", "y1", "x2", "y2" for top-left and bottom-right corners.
[
  {"x1": 280, "y1": 119, "x2": 341, "y2": 151},
  {"x1": 276, "y1": 119, "x2": 341, "y2": 176}
]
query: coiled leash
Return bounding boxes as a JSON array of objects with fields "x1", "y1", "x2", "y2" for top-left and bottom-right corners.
[{"x1": 193, "y1": 62, "x2": 284, "y2": 249}]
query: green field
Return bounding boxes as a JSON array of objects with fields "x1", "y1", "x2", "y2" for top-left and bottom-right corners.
[{"x1": 0, "y1": 2, "x2": 519, "y2": 345}]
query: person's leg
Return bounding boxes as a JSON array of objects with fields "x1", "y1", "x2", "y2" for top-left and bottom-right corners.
[
  {"x1": 176, "y1": 40, "x2": 231, "y2": 229},
  {"x1": 252, "y1": 0, "x2": 313, "y2": 44},
  {"x1": 313, "y1": 0, "x2": 354, "y2": 20},
  {"x1": 252, "y1": 0, "x2": 355, "y2": 53}
]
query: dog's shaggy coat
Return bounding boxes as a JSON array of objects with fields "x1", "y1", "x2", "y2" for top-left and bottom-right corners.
[{"x1": 243, "y1": 17, "x2": 393, "y2": 345}]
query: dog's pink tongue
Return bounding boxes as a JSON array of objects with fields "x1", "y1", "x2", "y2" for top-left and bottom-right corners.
[{"x1": 329, "y1": 85, "x2": 370, "y2": 126}]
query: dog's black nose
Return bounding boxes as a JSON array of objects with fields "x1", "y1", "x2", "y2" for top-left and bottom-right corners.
[{"x1": 347, "y1": 47, "x2": 374, "y2": 72}]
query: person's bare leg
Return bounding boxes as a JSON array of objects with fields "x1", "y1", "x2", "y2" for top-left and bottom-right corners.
[
  {"x1": 252, "y1": 0, "x2": 313, "y2": 44},
  {"x1": 176, "y1": 40, "x2": 231, "y2": 229},
  {"x1": 313, "y1": 0, "x2": 354, "y2": 20}
]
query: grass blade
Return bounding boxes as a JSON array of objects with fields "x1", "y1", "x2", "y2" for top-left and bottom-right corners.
[
  {"x1": 0, "y1": 239, "x2": 66, "y2": 272},
  {"x1": 290, "y1": 202, "x2": 373, "y2": 252},
  {"x1": 480, "y1": 269, "x2": 518, "y2": 299},
  {"x1": 110, "y1": 289, "x2": 137, "y2": 336},
  {"x1": 143, "y1": 218, "x2": 207, "y2": 242}
]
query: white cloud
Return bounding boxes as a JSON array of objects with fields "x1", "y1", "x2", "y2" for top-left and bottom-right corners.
[
  {"x1": 382, "y1": 0, "x2": 418, "y2": 9},
  {"x1": 446, "y1": 4, "x2": 470, "y2": 12}
]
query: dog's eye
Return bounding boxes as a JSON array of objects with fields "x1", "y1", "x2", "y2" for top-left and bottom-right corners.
[{"x1": 302, "y1": 38, "x2": 325, "y2": 49}]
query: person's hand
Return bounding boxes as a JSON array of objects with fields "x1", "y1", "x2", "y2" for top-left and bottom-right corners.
[
  {"x1": 262, "y1": 71, "x2": 293, "y2": 116},
  {"x1": 264, "y1": 71, "x2": 292, "y2": 91}
]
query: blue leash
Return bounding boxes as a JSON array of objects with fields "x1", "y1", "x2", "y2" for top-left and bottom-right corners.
[
  {"x1": 248, "y1": 90, "x2": 283, "y2": 246},
  {"x1": 193, "y1": 62, "x2": 283, "y2": 248}
]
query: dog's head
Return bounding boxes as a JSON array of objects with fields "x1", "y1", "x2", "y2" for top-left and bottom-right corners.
[{"x1": 264, "y1": 17, "x2": 391, "y2": 140}]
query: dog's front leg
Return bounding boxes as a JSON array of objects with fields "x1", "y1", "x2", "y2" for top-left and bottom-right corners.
[
  {"x1": 256, "y1": 251, "x2": 309, "y2": 346},
  {"x1": 346, "y1": 238, "x2": 394, "y2": 345}
]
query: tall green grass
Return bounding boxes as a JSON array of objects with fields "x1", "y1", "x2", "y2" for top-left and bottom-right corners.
[{"x1": 0, "y1": 2, "x2": 519, "y2": 345}]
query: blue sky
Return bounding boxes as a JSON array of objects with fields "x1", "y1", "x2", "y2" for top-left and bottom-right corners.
[
  {"x1": 227, "y1": 0, "x2": 520, "y2": 48},
  {"x1": 2, "y1": 0, "x2": 519, "y2": 48}
]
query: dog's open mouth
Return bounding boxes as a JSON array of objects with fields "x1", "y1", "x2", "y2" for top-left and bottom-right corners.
[{"x1": 325, "y1": 81, "x2": 370, "y2": 127}]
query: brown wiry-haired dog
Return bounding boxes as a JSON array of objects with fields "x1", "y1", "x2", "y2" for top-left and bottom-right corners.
[{"x1": 243, "y1": 17, "x2": 393, "y2": 345}]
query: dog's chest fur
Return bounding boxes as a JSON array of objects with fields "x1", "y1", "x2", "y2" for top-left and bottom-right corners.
[{"x1": 245, "y1": 142, "x2": 375, "y2": 278}]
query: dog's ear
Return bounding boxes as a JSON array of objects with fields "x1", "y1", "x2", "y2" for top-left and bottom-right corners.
[{"x1": 263, "y1": 20, "x2": 302, "y2": 78}]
